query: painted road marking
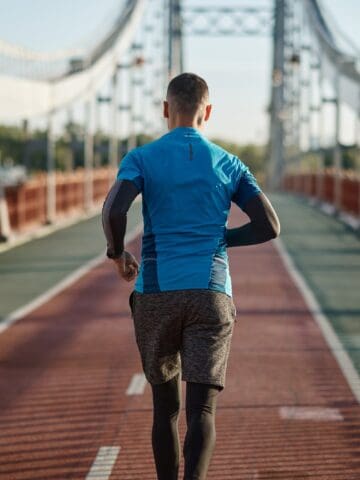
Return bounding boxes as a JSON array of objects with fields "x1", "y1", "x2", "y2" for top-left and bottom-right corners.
[
  {"x1": 0, "y1": 222, "x2": 143, "y2": 335},
  {"x1": 279, "y1": 406, "x2": 343, "y2": 421},
  {"x1": 274, "y1": 238, "x2": 360, "y2": 405},
  {"x1": 86, "y1": 446, "x2": 120, "y2": 480},
  {"x1": 126, "y1": 373, "x2": 147, "y2": 395}
]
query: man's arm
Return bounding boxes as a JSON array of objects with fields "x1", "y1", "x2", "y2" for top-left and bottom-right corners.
[
  {"x1": 102, "y1": 179, "x2": 141, "y2": 282},
  {"x1": 102, "y1": 179, "x2": 140, "y2": 258},
  {"x1": 225, "y1": 192, "x2": 280, "y2": 247}
]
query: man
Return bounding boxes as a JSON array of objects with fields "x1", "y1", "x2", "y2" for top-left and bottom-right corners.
[{"x1": 102, "y1": 72, "x2": 280, "y2": 480}]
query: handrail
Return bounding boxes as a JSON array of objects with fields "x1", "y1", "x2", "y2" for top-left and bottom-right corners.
[
  {"x1": 0, "y1": 0, "x2": 146, "y2": 118},
  {"x1": 305, "y1": 0, "x2": 360, "y2": 84}
]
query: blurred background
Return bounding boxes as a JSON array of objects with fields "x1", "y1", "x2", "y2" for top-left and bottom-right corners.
[
  {"x1": 0, "y1": 1, "x2": 359, "y2": 202},
  {"x1": 0, "y1": 3, "x2": 359, "y2": 478}
]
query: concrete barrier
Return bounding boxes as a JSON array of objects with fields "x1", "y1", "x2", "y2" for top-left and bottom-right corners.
[{"x1": 282, "y1": 170, "x2": 360, "y2": 217}]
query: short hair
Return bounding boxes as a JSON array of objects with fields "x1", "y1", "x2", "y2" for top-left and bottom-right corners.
[{"x1": 166, "y1": 72, "x2": 209, "y2": 116}]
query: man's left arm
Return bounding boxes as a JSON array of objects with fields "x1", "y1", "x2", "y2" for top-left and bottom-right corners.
[
  {"x1": 225, "y1": 192, "x2": 280, "y2": 247},
  {"x1": 225, "y1": 161, "x2": 280, "y2": 247},
  {"x1": 101, "y1": 179, "x2": 140, "y2": 281}
]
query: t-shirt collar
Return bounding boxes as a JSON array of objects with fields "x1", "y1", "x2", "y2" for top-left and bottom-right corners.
[{"x1": 167, "y1": 126, "x2": 203, "y2": 137}]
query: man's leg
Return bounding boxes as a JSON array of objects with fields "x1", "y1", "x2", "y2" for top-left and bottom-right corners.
[
  {"x1": 151, "y1": 372, "x2": 181, "y2": 480},
  {"x1": 183, "y1": 381, "x2": 221, "y2": 480}
]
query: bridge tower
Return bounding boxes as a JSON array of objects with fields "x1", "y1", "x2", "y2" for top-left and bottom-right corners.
[
  {"x1": 268, "y1": 0, "x2": 285, "y2": 190},
  {"x1": 168, "y1": 0, "x2": 184, "y2": 78}
]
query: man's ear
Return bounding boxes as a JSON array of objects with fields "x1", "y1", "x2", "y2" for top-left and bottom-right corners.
[
  {"x1": 204, "y1": 104, "x2": 212, "y2": 122},
  {"x1": 163, "y1": 101, "x2": 169, "y2": 118}
]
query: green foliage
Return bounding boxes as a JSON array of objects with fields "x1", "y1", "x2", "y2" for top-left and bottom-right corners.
[
  {"x1": 136, "y1": 133, "x2": 155, "y2": 147},
  {"x1": 0, "y1": 125, "x2": 25, "y2": 166},
  {"x1": 9, "y1": 124, "x2": 359, "y2": 178},
  {"x1": 301, "y1": 145, "x2": 360, "y2": 171},
  {"x1": 342, "y1": 146, "x2": 359, "y2": 170},
  {"x1": 210, "y1": 138, "x2": 266, "y2": 175},
  {"x1": 0, "y1": 124, "x2": 269, "y2": 183}
]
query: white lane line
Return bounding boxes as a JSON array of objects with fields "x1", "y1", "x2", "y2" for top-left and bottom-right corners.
[
  {"x1": 279, "y1": 406, "x2": 343, "y2": 421},
  {"x1": 0, "y1": 222, "x2": 144, "y2": 335},
  {"x1": 86, "y1": 446, "x2": 120, "y2": 480},
  {"x1": 126, "y1": 373, "x2": 147, "y2": 395},
  {"x1": 273, "y1": 237, "x2": 360, "y2": 405},
  {"x1": 338, "y1": 211, "x2": 360, "y2": 230}
]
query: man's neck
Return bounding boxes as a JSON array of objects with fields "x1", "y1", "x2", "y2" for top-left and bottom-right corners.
[{"x1": 168, "y1": 116, "x2": 204, "y2": 131}]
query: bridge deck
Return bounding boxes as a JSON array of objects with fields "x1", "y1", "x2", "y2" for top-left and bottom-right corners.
[{"x1": 0, "y1": 194, "x2": 359, "y2": 479}]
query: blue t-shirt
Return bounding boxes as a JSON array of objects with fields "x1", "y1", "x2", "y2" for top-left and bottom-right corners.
[{"x1": 117, "y1": 126, "x2": 261, "y2": 297}]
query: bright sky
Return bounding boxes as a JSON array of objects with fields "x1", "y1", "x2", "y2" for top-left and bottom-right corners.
[{"x1": 0, "y1": 0, "x2": 359, "y2": 144}]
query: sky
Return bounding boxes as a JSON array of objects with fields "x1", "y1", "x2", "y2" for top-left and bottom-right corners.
[{"x1": 0, "y1": 0, "x2": 359, "y2": 145}]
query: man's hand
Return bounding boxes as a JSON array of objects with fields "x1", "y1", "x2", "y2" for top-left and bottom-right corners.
[{"x1": 112, "y1": 251, "x2": 140, "y2": 282}]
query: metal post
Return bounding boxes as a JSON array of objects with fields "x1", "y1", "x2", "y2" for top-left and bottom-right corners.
[
  {"x1": 163, "y1": 0, "x2": 169, "y2": 87},
  {"x1": 300, "y1": 46, "x2": 311, "y2": 196},
  {"x1": 356, "y1": 88, "x2": 360, "y2": 217},
  {"x1": 66, "y1": 108, "x2": 74, "y2": 171},
  {"x1": 0, "y1": 181, "x2": 11, "y2": 240},
  {"x1": 268, "y1": 0, "x2": 285, "y2": 190},
  {"x1": 109, "y1": 71, "x2": 119, "y2": 177},
  {"x1": 94, "y1": 96, "x2": 100, "y2": 168},
  {"x1": 117, "y1": 62, "x2": 131, "y2": 159},
  {"x1": 128, "y1": 53, "x2": 137, "y2": 152},
  {"x1": 46, "y1": 111, "x2": 56, "y2": 224},
  {"x1": 316, "y1": 59, "x2": 324, "y2": 202},
  {"x1": 168, "y1": 0, "x2": 183, "y2": 78},
  {"x1": 22, "y1": 119, "x2": 30, "y2": 171},
  {"x1": 333, "y1": 72, "x2": 342, "y2": 213},
  {"x1": 84, "y1": 99, "x2": 94, "y2": 211}
]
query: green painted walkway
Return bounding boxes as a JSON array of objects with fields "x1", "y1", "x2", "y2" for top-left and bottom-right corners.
[
  {"x1": 0, "y1": 201, "x2": 142, "y2": 321},
  {"x1": 271, "y1": 192, "x2": 360, "y2": 371}
]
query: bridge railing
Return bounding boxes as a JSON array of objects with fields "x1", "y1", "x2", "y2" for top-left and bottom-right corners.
[
  {"x1": 282, "y1": 169, "x2": 360, "y2": 217},
  {"x1": 0, "y1": 167, "x2": 116, "y2": 238}
]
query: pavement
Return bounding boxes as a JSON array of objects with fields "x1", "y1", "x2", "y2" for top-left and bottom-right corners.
[
  {"x1": 0, "y1": 201, "x2": 142, "y2": 321},
  {"x1": 0, "y1": 193, "x2": 359, "y2": 479},
  {"x1": 270, "y1": 193, "x2": 360, "y2": 372}
]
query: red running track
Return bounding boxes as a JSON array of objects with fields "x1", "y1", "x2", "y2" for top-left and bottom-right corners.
[{"x1": 0, "y1": 207, "x2": 359, "y2": 479}]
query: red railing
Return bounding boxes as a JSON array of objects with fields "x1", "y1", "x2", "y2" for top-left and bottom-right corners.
[
  {"x1": 1, "y1": 167, "x2": 117, "y2": 236},
  {"x1": 282, "y1": 170, "x2": 360, "y2": 217}
]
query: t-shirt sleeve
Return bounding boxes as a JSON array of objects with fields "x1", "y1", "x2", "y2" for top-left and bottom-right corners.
[
  {"x1": 117, "y1": 150, "x2": 143, "y2": 193},
  {"x1": 231, "y1": 161, "x2": 262, "y2": 210}
]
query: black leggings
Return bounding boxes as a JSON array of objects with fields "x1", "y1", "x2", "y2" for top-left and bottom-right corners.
[{"x1": 151, "y1": 373, "x2": 221, "y2": 480}]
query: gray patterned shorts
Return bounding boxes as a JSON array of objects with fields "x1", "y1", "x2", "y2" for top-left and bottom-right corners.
[{"x1": 129, "y1": 289, "x2": 237, "y2": 390}]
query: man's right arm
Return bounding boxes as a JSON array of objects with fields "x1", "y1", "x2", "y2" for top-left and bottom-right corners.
[
  {"x1": 225, "y1": 192, "x2": 280, "y2": 247},
  {"x1": 101, "y1": 179, "x2": 140, "y2": 259}
]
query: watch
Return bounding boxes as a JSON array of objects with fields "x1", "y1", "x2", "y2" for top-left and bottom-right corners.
[{"x1": 106, "y1": 248, "x2": 124, "y2": 259}]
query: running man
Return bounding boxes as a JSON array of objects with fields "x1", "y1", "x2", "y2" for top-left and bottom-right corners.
[{"x1": 102, "y1": 72, "x2": 280, "y2": 480}]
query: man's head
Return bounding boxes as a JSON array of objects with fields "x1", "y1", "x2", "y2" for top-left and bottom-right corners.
[{"x1": 163, "y1": 72, "x2": 212, "y2": 129}]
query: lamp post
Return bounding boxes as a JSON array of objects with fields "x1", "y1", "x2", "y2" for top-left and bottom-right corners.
[
  {"x1": 84, "y1": 98, "x2": 94, "y2": 212},
  {"x1": 268, "y1": 0, "x2": 285, "y2": 191},
  {"x1": 46, "y1": 111, "x2": 56, "y2": 224}
]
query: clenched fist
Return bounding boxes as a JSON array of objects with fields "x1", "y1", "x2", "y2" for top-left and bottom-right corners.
[{"x1": 112, "y1": 251, "x2": 140, "y2": 282}]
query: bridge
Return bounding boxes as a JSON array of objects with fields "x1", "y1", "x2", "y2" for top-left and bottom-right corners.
[{"x1": 0, "y1": 1, "x2": 359, "y2": 478}]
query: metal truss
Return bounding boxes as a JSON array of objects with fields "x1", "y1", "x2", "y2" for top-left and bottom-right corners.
[{"x1": 181, "y1": 6, "x2": 274, "y2": 37}]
